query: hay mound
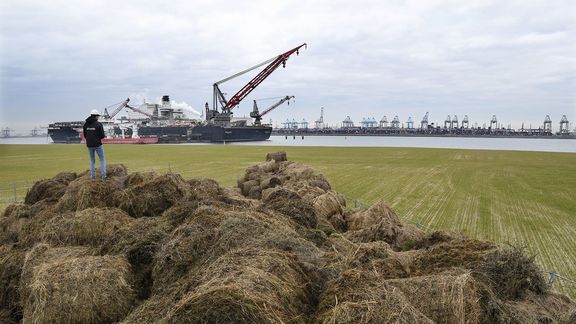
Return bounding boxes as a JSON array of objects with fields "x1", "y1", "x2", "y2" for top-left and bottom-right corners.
[
  {"x1": 316, "y1": 269, "x2": 434, "y2": 323},
  {"x1": 1, "y1": 153, "x2": 574, "y2": 323},
  {"x1": 100, "y1": 217, "x2": 174, "y2": 300},
  {"x1": 114, "y1": 173, "x2": 190, "y2": 217},
  {"x1": 24, "y1": 172, "x2": 77, "y2": 204},
  {"x1": 38, "y1": 207, "x2": 133, "y2": 247},
  {"x1": 56, "y1": 176, "x2": 123, "y2": 211},
  {"x1": 476, "y1": 245, "x2": 548, "y2": 300},
  {"x1": 345, "y1": 201, "x2": 425, "y2": 250},
  {"x1": 22, "y1": 247, "x2": 135, "y2": 324},
  {"x1": 262, "y1": 188, "x2": 318, "y2": 228},
  {"x1": 0, "y1": 246, "x2": 25, "y2": 322}
]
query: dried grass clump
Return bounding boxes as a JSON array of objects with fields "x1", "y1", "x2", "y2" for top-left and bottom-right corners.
[
  {"x1": 18, "y1": 210, "x2": 60, "y2": 247},
  {"x1": 100, "y1": 217, "x2": 174, "y2": 300},
  {"x1": 312, "y1": 191, "x2": 343, "y2": 219},
  {"x1": 504, "y1": 291, "x2": 576, "y2": 323},
  {"x1": 56, "y1": 176, "x2": 123, "y2": 211},
  {"x1": 188, "y1": 177, "x2": 223, "y2": 201},
  {"x1": 0, "y1": 205, "x2": 31, "y2": 244},
  {"x1": 315, "y1": 269, "x2": 434, "y2": 323},
  {"x1": 386, "y1": 270, "x2": 484, "y2": 323},
  {"x1": 39, "y1": 207, "x2": 133, "y2": 247},
  {"x1": 122, "y1": 171, "x2": 157, "y2": 187},
  {"x1": 163, "y1": 248, "x2": 314, "y2": 324},
  {"x1": 151, "y1": 212, "x2": 221, "y2": 292},
  {"x1": 0, "y1": 246, "x2": 25, "y2": 322},
  {"x1": 22, "y1": 253, "x2": 135, "y2": 324},
  {"x1": 476, "y1": 245, "x2": 548, "y2": 300},
  {"x1": 262, "y1": 188, "x2": 318, "y2": 228},
  {"x1": 114, "y1": 173, "x2": 190, "y2": 217},
  {"x1": 409, "y1": 238, "x2": 498, "y2": 276},
  {"x1": 266, "y1": 151, "x2": 287, "y2": 162},
  {"x1": 20, "y1": 244, "x2": 95, "y2": 306},
  {"x1": 345, "y1": 201, "x2": 425, "y2": 249},
  {"x1": 24, "y1": 172, "x2": 77, "y2": 205}
]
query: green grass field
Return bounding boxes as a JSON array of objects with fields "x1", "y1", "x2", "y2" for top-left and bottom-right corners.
[{"x1": 1, "y1": 144, "x2": 575, "y2": 297}]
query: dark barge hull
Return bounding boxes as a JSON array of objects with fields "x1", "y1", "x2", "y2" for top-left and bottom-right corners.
[{"x1": 49, "y1": 123, "x2": 272, "y2": 143}]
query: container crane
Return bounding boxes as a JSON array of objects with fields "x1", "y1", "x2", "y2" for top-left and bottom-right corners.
[
  {"x1": 208, "y1": 43, "x2": 307, "y2": 125},
  {"x1": 251, "y1": 96, "x2": 295, "y2": 126}
]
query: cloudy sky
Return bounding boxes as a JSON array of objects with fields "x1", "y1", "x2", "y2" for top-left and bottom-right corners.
[{"x1": 1, "y1": 0, "x2": 575, "y2": 132}]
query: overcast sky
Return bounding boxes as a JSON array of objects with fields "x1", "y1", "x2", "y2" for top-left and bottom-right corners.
[{"x1": 1, "y1": 0, "x2": 575, "y2": 132}]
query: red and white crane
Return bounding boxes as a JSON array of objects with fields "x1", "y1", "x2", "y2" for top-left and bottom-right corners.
[{"x1": 208, "y1": 43, "x2": 307, "y2": 122}]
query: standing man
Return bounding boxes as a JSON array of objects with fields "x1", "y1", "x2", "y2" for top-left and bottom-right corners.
[{"x1": 83, "y1": 109, "x2": 107, "y2": 179}]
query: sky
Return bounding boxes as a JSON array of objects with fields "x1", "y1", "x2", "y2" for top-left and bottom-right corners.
[{"x1": 1, "y1": 0, "x2": 575, "y2": 133}]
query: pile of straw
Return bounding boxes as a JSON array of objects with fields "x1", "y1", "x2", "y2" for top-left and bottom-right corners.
[{"x1": 0, "y1": 154, "x2": 573, "y2": 323}]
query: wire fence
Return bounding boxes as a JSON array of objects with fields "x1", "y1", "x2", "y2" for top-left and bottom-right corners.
[{"x1": 1, "y1": 175, "x2": 575, "y2": 292}]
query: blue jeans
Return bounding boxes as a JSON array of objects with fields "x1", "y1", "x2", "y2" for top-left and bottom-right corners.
[{"x1": 88, "y1": 146, "x2": 106, "y2": 179}]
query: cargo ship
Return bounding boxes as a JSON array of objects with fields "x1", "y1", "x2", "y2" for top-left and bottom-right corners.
[
  {"x1": 47, "y1": 95, "x2": 274, "y2": 144},
  {"x1": 48, "y1": 43, "x2": 306, "y2": 144}
]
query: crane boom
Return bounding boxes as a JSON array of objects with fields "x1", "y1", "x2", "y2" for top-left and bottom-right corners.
[
  {"x1": 213, "y1": 43, "x2": 306, "y2": 113},
  {"x1": 104, "y1": 98, "x2": 131, "y2": 119},
  {"x1": 250, "y1": 96, "x2": 294, "y2": 125},
  {"x1": 125, "y1": 104, "x2": 156, "y2": 119}
]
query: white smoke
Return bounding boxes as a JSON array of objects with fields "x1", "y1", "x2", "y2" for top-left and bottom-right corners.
[{"x1": 171, "y1": 100, "x2": 202, "y2": 117}]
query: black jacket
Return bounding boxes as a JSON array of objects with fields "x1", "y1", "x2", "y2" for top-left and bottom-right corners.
[{"x1": 83, "y1": 116, "x2": 105, "y2": 147}]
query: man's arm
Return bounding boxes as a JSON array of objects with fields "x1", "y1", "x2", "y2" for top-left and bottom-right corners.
[{"x1": 98, "y1": 123, "x2": 105, "y2": 139}]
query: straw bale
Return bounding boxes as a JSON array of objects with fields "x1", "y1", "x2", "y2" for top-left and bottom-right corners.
[
  {"x1": 151, "y1": 206, "x2": 229, "y2": 290},
  {"x1": 386, "y1": 270, "x2": 484, "y2": 323},
  {"x1": 503, "y1": 291, "x2": 576, "y2": 323},
  {"x1": 282, "y1": 163, "x2": 317, "y2": 181},
  {"x1": 100, "y1": 217, "x2": 173, "y2": 299},
  {"x1": 39, "y1": 207, "x2": 133, "y2": 247},
  {"x1": 2, "y1": 203, "x2": 31, "y2": 219},
  {"x1": 20, "y1": 244, "x2": 94, "y2": 305},
  {"x1": 24, "y1": 173, "x2": 74, "y2": 205},
  {"x1": 309, "y1": 178, "x2": 331, "y2": 191},
  {"x1": 0, "y1": 310, "x2": 18, "y2": 324},
  {"x1": 262, "y1": 188, "x2": 318, "y2": 228},
  {"x1": 122, "y1": 171, "x2": 157, "y2": 188},
  {"x1": 346, "y1": 201, "x2": 401, "y2": 231},
  {"x1": 266, "y1": 151, "x2": 287, "y2": 162},
  {"x1": 313, "y1": 191, "x2": 343, "y2": 219},
  {"x1": 475, "y1": 245, "x2": 547, "y2": 300},
  {"x1": 162, "y1": 248, "x2": 313, "y2": 324},
  {"x1": 248, "y1": 185, "x2": 262, "y2": 199},
  {"x1": 294, "y1": 184, "x2": 327, "y2": 204},
  {"x1": 240, "y1": 179, "x2": 260, "y2": 197},
  {"x1": 212, "y1": 211, "x2": 321, "y2": 265},
  {"x1": 0, "y1": 246, "x2": 25, "y2": 322},
  {"x1": 220, "y1": 187, "x2": 259, "y2": 208},
  {"x1": 18, "y1": 210, "x2": 60, "y2": 247},
  {"x1": 188, "y1": 177, "x2": 222, "y2": 201},
  {"x1": 258, "y1": 160, "x2": 280, "y2": 173},
  {"x1": 260, "y1": 176, "x2": 282, "y2": 190},
  {"x1": 56, "y1": 176, "x2": 123, "y2": 211},
  {"x1": 409, "y1": 238, "x2": 498, "y2": 276},
  {"x1": 345, "y1": 202, "x2": 426, "y2": 249},
  {"x1": 0, "y1": 205, "x2": 31, "y2": 244},
  {"x1": 114, "y1": 173, "x2": 190, "y2": 217},
  {"x1": 414, "y1": 230, "x2": 463, "y2": 249},
  {"x1": 315, "y1": 269, "x2": 434, "y2": 323},
  {"x1": 22, "y1": 254, "x2": 135, "y2": 324}
]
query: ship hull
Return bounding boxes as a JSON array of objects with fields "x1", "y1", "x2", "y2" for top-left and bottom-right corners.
[{"x1": 49, "y1": 123, "x2": 272, "y2": 144}]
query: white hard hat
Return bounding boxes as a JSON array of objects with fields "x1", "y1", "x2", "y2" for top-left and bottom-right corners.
[{"x1": 90, "y1": 109, "x2": 101, "y2": 116}]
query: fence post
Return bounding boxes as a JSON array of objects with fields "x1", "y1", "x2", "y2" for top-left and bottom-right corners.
[{"x1": 547, "y1": 272, "x2": 558, "y2": 287}]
